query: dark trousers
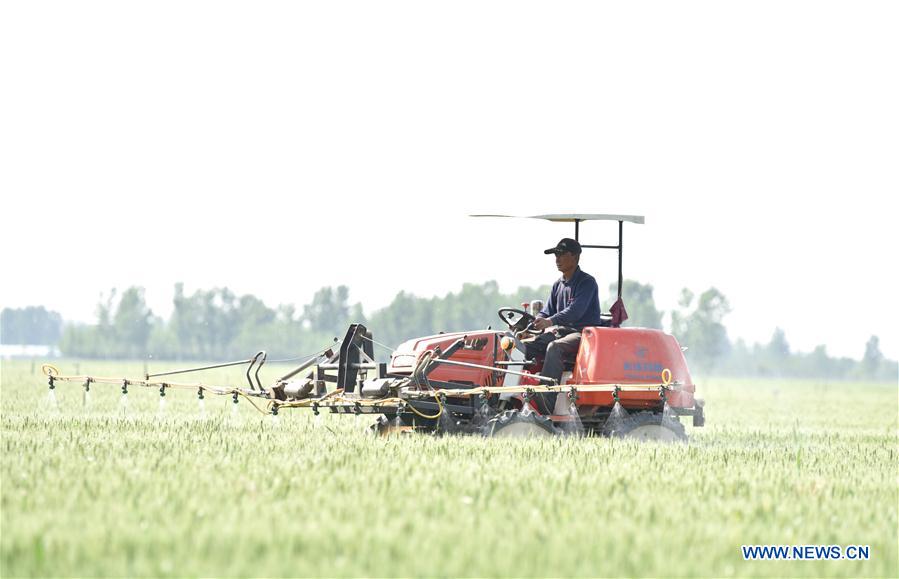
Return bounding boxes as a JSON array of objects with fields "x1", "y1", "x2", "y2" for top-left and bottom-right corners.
[{"x1": 525, "y1": 327, "x2": 582, "y2": 415}]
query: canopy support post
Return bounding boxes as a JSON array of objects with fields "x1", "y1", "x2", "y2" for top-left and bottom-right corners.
[{"x1": 617, "y1": 220, "x2": 623, "y2": 300}]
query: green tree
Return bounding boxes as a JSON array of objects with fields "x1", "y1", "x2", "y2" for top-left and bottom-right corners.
[
  {"x1": 807, "y1": 345, "x2": 832, "y2": 378},
  {"x1": 147, "y1": 323, "x2": 179, "y2": 360},
  {"x1": 59, "y1": 324, "x2": 96, "y2": 358},
  {"x1": 368, "y1": 291, "x2": 427, "y2": 349},
  {"x1": 58, "y1": 288, "x2": 152, "y2": 358},
  {"x1": 860, "y1": 335, "x2": 884, "y2": 378},
  {"x1": 767, "y1": 328, "x2": 790, "y2": 360},
  {"x1": 230, "y1": 295, "x2": 277, "y2": 357},
  {"x1": 94, "y1": 290, "x2": 117, "y2": 354},
  {"x1": 669, "y1": 289, "x2": 693, "y2": 341},
  {"x1": 171, "y1": 284, "x2": 244, "y2": 359},
  {"x1": 0, "y1": 306, "x2": 63, "y2": 345},
  {"x1": 302, "y1": 286, "x2": 363, "y2": 338},
  {"x1": 670, "y1": 287, "x2": 731, "y2": 371},
  {"x1": 113, "y1": 287, "x2": 154, "y2": 358},
  {"x1": 610, "y1": 279, "x2": 663, "y2": 328}
]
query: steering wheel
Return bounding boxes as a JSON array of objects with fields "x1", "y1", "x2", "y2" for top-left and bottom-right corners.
[{"x1": 496, "y1": 307, "x2": 544, "y2": 335}]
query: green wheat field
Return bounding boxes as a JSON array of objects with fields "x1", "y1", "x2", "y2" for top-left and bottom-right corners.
[{"x1": 1, "y1": 359, "x2": 897, "y2": 578}]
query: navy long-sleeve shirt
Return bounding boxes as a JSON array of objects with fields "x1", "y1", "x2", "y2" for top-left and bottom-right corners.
[{"x1": 537, "y1": 267, "x2": 602, "y2": 329}]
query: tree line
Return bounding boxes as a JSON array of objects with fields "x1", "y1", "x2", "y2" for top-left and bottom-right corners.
[
  {"x1": 1, "y1": 306, "x2": 63, "y2": 346},
  {"x1": 2, "y1": 281, "x2": 895, "y2": 380}
]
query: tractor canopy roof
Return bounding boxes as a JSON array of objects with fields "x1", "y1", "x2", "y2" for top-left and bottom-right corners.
[
  {"x1": 470, "y1": 213, "x2": 645, "y2": 224},
  {"x1": 470, "y1": 212, "x2": 645, "y2": 306}
]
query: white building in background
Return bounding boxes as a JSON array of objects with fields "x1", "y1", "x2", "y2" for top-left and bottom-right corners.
[{"x1": 0, "y1": 344, "x2": 60, "y2": 359}]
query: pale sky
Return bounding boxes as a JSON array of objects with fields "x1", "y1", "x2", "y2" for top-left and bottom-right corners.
[{"x1": 2, "y1": 1, "x2": 897, "y2": 359}]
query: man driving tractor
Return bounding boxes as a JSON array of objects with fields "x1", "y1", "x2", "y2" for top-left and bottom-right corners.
[{"x1": 527, "y1": 237, "x2": 601, "y2": 413}]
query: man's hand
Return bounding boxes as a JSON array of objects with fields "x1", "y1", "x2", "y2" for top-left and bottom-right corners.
[{"x1": 532, "y1": 317, "x2": 553, "y2": 331}]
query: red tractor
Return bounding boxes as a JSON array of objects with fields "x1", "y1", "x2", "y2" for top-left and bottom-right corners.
[
  {"x1": 272, "y1": 214, "x2": 705, "y2": 440},
  {"x1": 42, "y1": 214, "x2": 704, "y2": 440}
]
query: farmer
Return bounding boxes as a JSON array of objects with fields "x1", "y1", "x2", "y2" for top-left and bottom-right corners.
[{"x1": 528, "y1": 237, "x2": 601, "y2": 414}]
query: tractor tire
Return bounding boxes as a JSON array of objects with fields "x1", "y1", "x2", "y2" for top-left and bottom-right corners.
[
  {"x1": 486, "y1": 409, "x2": 559, "y2": 438},
  {"x1": 604, "y1": 411, "x2": 687, "y2": 442}
]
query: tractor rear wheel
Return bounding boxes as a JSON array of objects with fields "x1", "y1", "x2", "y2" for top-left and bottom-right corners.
[
  {"x1": 605, "y1": 411, "x2": 687, "y2": 442},
  {"x1": 487, "y1": 410, "x2": 558, "y2": 438}
]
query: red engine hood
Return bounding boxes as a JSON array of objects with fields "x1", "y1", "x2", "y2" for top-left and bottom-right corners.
[{"x1": 387, "y1": 330, "x2": 503, "y2": 385}]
